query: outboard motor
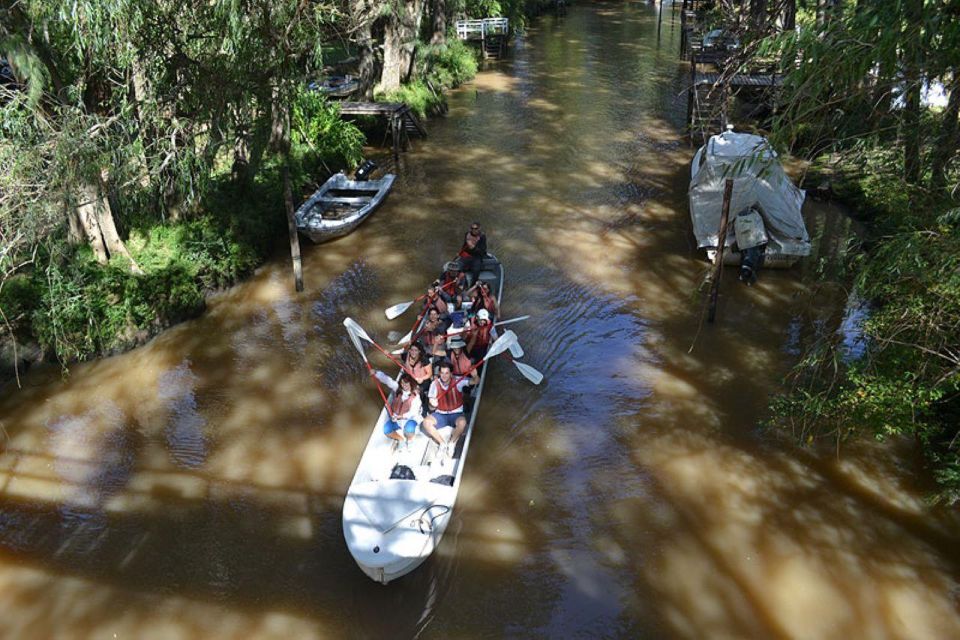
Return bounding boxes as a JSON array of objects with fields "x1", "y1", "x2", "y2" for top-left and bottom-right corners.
[
  {"x1": 354, "y1": 159, "x2": 377, "y2": 181},
  {"x1": 734, "y1": 207, "x2": 768, "y2": 286},
  {"x1": 739, "y1": 244, "x2": 766, "y2": 285}
]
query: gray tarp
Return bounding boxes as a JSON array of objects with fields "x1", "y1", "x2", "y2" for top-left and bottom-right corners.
[{"x1": 689, "y1": 131, "x2": 811, "y2": 256}]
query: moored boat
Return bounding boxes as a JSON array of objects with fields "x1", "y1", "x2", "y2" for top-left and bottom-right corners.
[
  {"x1": 342, "y1": 255, "x2": 503, "y2": 584},
  {"x1": 294, "y1": 172, "x2": 395, "y2": 244},
  {"x1": 689, "y1": 129, "x2": 810, "y2": 270}
]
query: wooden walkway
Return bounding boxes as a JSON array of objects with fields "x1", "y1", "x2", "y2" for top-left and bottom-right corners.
[
  {"x1": 339, "y1": 102, "x2": 427, "y2": 158},
  {"x1": 694, "y1": 73, "x2": 783, "y2": 88},
  {"x1": 455, "y1": 18, "x2": 510, "y2": 59}
]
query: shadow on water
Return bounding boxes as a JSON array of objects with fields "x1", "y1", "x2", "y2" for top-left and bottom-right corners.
[{"x1": 0, "y1": 2, "x2": 959, "y2": 639}]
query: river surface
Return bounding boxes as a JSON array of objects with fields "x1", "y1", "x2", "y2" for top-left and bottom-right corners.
[{"x1": 2, "y1": 3, "x2": 959, "y2": 638}]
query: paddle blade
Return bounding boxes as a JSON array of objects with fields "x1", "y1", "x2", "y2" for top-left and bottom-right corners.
[
  {"x1": 495, "y1": 315, "x2": 530, "y2": 327},
  {"x1": 513, "y1": 361, "x2": 544, "y2": 385},
  {"x1": 396, "y1": 330, "x2": 413, "y2": 346},
  {"x1": 342, "y1": 317, "x2": 368, "y2": 361},
  {"x1": 385, "y1": 300, "x2": 413, "y2": 320},
  {"x1": 508, "y1": 342, "x2": 524, "y2": 358},
  {"x1": 343, "y1": 316, "x2": 375, "y2": 344},
  {"x1": 485, "y1": 330, "x2": 518, "y2": 360}
]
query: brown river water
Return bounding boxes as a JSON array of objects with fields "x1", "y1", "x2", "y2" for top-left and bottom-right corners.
[{"x1": 2, "y1": 3, "x2": 959, "y2": 638}]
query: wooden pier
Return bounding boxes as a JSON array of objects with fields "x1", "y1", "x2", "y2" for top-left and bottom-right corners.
[
  {"x1": 339, "y1": 102, "x2": 427, "y2": 159},
  {"x1": 456, "y1": 18, "x2": 510, "y2": 59}
]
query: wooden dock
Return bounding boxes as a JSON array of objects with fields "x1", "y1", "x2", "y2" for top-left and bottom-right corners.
[
  {"x1": 339, "y1": 102, "x2": 426, "y2": 158},
  {"x1": 455, "y1": 18, "x2": 510, "y2": 59}
]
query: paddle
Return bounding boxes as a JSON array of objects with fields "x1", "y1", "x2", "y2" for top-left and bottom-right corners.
[
  {"x1": 343, "y1": 317, "x2": 415, "y2": 376},
  {"x1": 393, "y1": 315, "x2": 531, "y2": 351},
  {"x1": 343, "y1": 318, "x2": 396, "y2": 417},
  {"x1": 384, "y1": 279, "x2": 456, "y2": 320},
  {"x1": 444, "y1": 315, "x2": 530, "y2": 338}
]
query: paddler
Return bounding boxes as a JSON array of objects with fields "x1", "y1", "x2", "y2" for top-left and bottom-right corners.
[
  {"x1": 465, "y1": 308, "x2": 498, "y2": 360},
  {"x1": 373, "y1": 371, "x2": 422, "y2": 449},
  {"x1": 421, "y1": 361, "x2": 479, "y2": 458},
  {"x1": 457, "y1": 222, "x2": 487, "y2": 282}
]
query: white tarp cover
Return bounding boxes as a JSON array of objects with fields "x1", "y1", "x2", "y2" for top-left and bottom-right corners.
[{"x1": 689, "y1": 131, "x2": 810, "y2": 256}]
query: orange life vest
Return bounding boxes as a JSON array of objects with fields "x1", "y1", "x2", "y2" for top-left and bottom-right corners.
[{"x1": 449, "y1": 350, "x2": 472, "y2": 375}]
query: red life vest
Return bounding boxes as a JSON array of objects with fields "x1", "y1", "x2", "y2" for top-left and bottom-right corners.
[
  {"x1": 390, "y1": 390, "x2": 416, "y2": 419},
  {"x1": 442, "y1": 271, "x2": 465, "y2": 291},
  {"x1": 432, "y1": 378, "x2": 464, "y2": 412},
  {"x1": 449, "y1": 350, "x2": 472, "y2": 375},
  {"x1": 470, "y1": 322, "x2": 493, "y2": 349}
]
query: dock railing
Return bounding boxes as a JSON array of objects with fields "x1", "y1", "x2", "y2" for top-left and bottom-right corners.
[{"x1": 455, "y1": 17, "x2": 509, "y2": 40}]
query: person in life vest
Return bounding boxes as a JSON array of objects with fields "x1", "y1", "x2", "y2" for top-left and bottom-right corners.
[
  {"x1": 439, "y1": 261, "x2": 467, "y2": 298},
  {"x1": 466, "y1": 279, "x2": 499, "y2": 320},
  {"x1": 421, "y1": 361, "x2": 479, "y2": 457},
  {"x1": 446, "y1": 336, "x2": 473, "y2": 376},
  {"x1": 421, "y1": 281, "x2": 449, "y2": 317},
  {"x1": 402, "y1": 342, "x2": 433, "y2": 395},
  {"x1": 466, "y1": 308, "x2": 498, "y2": 360},
  {"x1": 457, "y1": 222, "x2": 487, "y2": 282},
  {"x1": 419, "y1": 307, "x2": 449, "y2": 360},
  {"x1": 373, "y1": 371, "x2": 422, "y2": 449}
]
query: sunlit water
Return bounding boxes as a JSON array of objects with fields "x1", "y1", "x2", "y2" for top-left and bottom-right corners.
[{"x1": 1, "y1": 3, "x2": 959, "y2": 638}]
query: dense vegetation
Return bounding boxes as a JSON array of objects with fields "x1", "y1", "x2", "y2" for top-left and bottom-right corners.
[
  {"x1": 706, "y1": 1, "x2": 960, "y2": 502},
  {"x1": 0, "y1": 0, "x2": 552, "y2": 373}
]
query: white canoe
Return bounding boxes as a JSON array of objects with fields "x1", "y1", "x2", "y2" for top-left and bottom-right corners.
[
  {"x1": 343, "y1": 255, "x2": 503, "y2": 584},
  {"x1": 295, "y1": 172, "x2": 395, "y2": 244}
]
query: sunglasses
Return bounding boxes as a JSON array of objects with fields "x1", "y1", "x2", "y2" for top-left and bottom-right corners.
[{"x1": 470, "y1": 226, "x2": 480, "y2": 231}]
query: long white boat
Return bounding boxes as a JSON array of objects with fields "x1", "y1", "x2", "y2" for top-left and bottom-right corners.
[
  {"x1": 342, "y1": 255, "x2": 503, "y2": 584},
  {"x1": 295, "y1": 171, "x2": 395, "y2": 244}
]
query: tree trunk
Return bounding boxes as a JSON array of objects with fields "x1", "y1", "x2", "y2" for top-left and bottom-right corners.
[
  {"x1": 379, "y1": 10, "x2": 406, "y2": 92},
  {"x1": 378, "y1": 0, "x2": 426, "y2": 92},
  {"x1": 930, "y1": 71, "x2": 960, "y2": 192},
  {"x1": 782, "y1": 0, "x2": 796, "y2": 31},
  {"x1": 349, "y1": 0, "x2": 380, "y2": 99},
  {"x1": 430, "y1": 0, "x2": 447, "y2": 45},
  {"x1": 901, "y1": 0, "x2": 924, "y2": 184},
  {"x1": 71, "y1": 174, "x2": 141, "y2": 272}
]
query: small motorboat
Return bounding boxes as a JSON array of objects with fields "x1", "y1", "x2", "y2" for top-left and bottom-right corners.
[
  {"x1": 307, "y1": 74, "x2": 359, "y2": 98},
  {"x1": 342, "y1": 255, "x2": 504, "y2": 584},
  {"x1": 294, "y1": 171, "x2": 395, "y2": 244},
  {"x1": 689, "y1": 129, "x2": 811, "y2": 271}
]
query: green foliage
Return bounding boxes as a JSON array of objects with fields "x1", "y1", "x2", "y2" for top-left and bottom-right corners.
[
  {"x1": 416, "y1": 40, "x2": 479, "y2": 90},
  {"x1": 771, "y1": 152, "x2": 960, "y2": 504},
  {"x1": 291, "y1": 88, "x2": 366, "y2": 168},
  {"x1": 379, "y1": 80, "x2": 443, "y2": 119}
]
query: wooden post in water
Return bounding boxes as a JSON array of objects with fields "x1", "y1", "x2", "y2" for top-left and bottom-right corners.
[
  {"x1": 707, "y1": 178, "x2": 734, "y2": 323},
  {"x1": 657, "y1": 0, "x2": 664, "y2": 44},
  {"x1": 282, "y1": 163, "x2": 304, "y2": 293}
]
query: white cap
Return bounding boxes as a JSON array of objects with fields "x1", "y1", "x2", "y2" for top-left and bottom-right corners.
[{"x1": 477, "y1": 309, "x2": 490, "y2": 321}]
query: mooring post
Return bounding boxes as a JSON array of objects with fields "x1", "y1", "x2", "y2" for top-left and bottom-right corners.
[
  {"x1": 657, "y1": 0, "x2": 664, "y2": 44},
  {"x1": 707, "y1": 178, "x2": 734, "y2": 323}
]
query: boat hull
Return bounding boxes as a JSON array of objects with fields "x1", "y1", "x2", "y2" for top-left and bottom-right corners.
[
  {"x1": 342, "y1": 255, "x2": 503, "y2": 584},
  {"x1": 295, "y1": 173, "x2": 395, "y2": 244}
]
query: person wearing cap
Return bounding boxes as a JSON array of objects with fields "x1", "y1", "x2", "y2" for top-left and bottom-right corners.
[
  {"x1": 446, "y1": 335, "x2": 473, "y2": 376},
  {"x1": 421, "y1": 361, "x2": 479, "y2": 458},
  {"x1": 439, "y1": 260, "x2": 467, "y2": 297},
  {"x1": 466, "y1": 308, "x2": 498, "y2": 360}
]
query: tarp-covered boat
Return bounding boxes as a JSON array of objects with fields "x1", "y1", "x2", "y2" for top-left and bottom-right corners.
[
  {"x1": 342, "y1": 255, "x2": 503, "y2": 584},
  {"x1": 295, "y1": 172, "x2": 395, "y2": 244},
  {"x1": 689, "y1": 130, "x2": 810, "y2": 268}
]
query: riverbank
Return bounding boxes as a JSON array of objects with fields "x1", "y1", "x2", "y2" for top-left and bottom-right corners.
[{"x1": 777, "y1": 149, "x2": 960, "y2": 504}]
